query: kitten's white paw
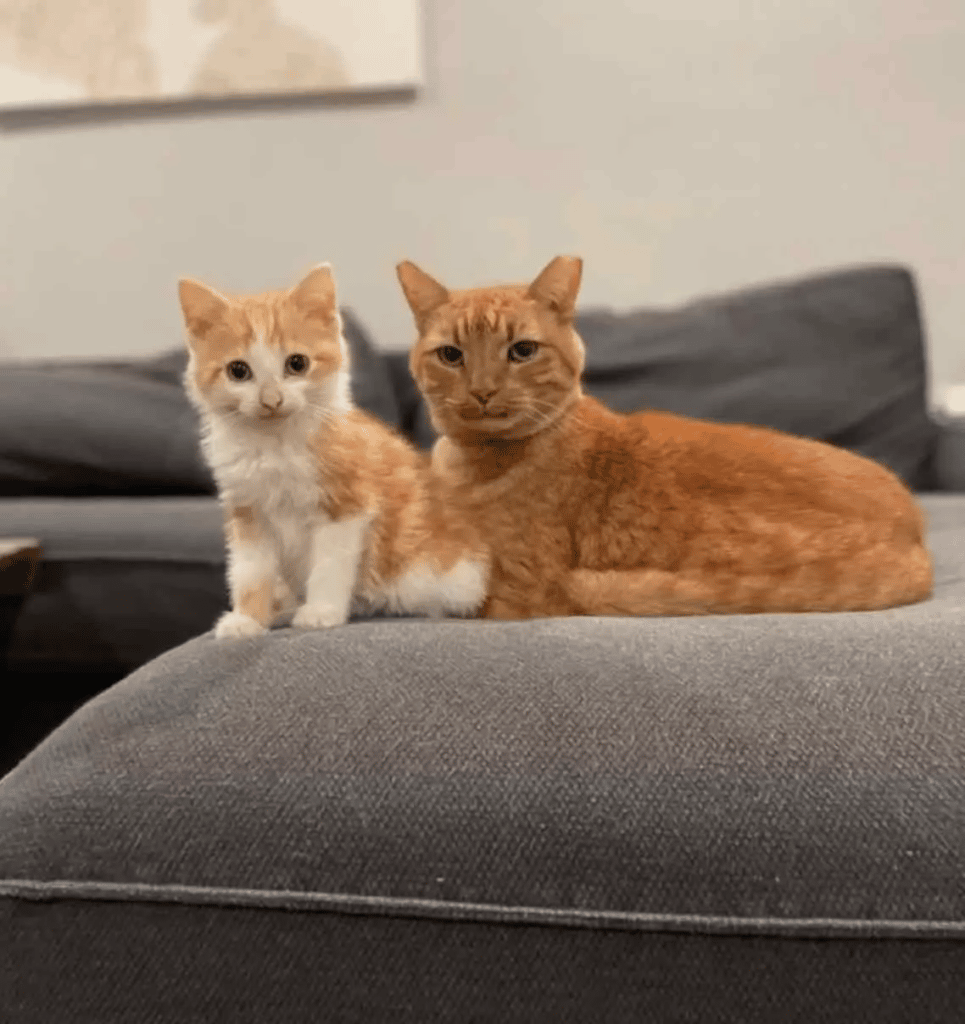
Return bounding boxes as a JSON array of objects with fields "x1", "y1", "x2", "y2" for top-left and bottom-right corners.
[
  {"x1": 292, "y1": 603, "x2": 348, "y2": 630},
  {"x1": 214, "y1": 611, "x2": 268, "y2": 640}
]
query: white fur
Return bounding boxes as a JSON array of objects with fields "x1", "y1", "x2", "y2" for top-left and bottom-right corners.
[
  {"x1": 362, "y1": 556, "x2": 489, "y2": 618},
  {"x1": 192, "y1": 339, "x2": 363, "y2": 637},
  {"x1": 214, "y1": 610, "x2": 267, "y2": 639},
  {"x1": 191, "y1": 331, "x2": 489, "y2": 633},
  {"x1": 209, "y1": 419, "x2": 323, "y2": 613},
  {"x1": 226, "y1": 526, "x2": 278, "y2": 599},
  {"x1": 294, "y1": 513, "x2": 370, "y2": 629}
]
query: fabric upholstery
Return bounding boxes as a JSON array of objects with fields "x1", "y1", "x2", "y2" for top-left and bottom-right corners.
[
  {"x1": 931, "y1": 414, "x2": 965, "y2": 493},
  {"x1": 0, "y1": 361, "x2": 215, "y2": 497},
  {"x1": 2, "y1": 493, "x2": 964, "y2": 1021},
  {"x1": 3, "y1": 901, "x2": 962, "y2": 1022},
  {"x1": 576, "y1": 265, "x2": 937, "y2": 489}
]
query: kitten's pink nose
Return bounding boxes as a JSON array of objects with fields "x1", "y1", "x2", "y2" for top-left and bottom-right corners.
[
  {"x1": 259, "y1": 386, "x2": 283, "y2": 410},
  {"x1": 470, "y1": 389, "x2": 496, "y2": 406}
]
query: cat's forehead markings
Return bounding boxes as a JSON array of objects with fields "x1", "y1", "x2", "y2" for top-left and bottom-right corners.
[
  {"x1": 451, "y1": 308, "x2": 536, "y2": 345},
  {"x1": 247, "y1": 337, "x2": 284, "y2": 377},
  {"x1": 445, "y1": 288, "x2": 531, "y2": 340},
  {"x1": 454, "y1": 312, "x2": 513, "y2": 344},
  {"x1": 242, "y1": 304, "x2": 277, "y2": 344}
]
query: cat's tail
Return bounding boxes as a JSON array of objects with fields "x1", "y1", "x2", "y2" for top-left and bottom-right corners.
[{"x1": 567, "y1": 541, "x2": 933, "y2": 616}]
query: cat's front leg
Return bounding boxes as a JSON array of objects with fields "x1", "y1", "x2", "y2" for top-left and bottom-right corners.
[
  {"x1": 215, "y1": 505, "x2": 281, "y2": 639},
  {"x1": 292, "y1": 512, "x2": 369, "y2": 630}
]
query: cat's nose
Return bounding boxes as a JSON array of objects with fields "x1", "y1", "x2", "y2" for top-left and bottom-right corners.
[
  {"x1": 259, "y1": 386, "x2": 283, "y2": 410},
  {"x1": 470, "y1": 389, "x2": 496, "y2": 406}
]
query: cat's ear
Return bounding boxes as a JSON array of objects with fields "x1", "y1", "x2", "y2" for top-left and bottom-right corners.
[
  {"x1": 178, "y1": 278, "x2": 230, "y2": 343},
  {"x1": 527, "y1": 256, "x2": 583, "y2": 319},
  {"x1": 396, "y1": 261, "x2": 450, "y2": 331},
  {"x1": 290, "y1": 263, "x2": 338, "y2": 321}
]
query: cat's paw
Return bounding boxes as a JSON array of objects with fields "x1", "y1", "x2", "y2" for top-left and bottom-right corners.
[
  {"x1": 291, "y1": 603, "x2": 348, "y2": 630},
  {"x1": 214, "y1": 611, "x2": 268, "y2": 640}
]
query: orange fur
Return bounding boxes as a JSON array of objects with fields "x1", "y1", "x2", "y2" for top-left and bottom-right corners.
[
  {"x1": 304, "y1": 406, "x2": 485, "y2": 592},
  {"x1": 179, "y1": 265, "x2": 487, "y2": 638},
  {"x1": 398, "y1": 256, "x2": 934, "y2": 620}
]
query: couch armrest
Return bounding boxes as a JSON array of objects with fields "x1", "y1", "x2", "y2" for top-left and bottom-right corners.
[{"x1": 929, "y1": 413, "x2": 965, "y2": 492}]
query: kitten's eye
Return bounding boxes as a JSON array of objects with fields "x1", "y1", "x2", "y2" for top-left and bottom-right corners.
[
  {"x1": 437, "y1": 345, "x2": 464, "y2": 366},
  {"x1": 285, "y1": 353, "x2": 309, "y2": 375},
  {"x1": 226, "y1": 360, "x2": 251, "y2": 382},
  {"x1": 508, "y1": 340, "x2": 538, "y2": 362}
]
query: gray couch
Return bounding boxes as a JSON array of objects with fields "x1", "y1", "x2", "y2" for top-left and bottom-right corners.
[{"x1": 2, "y1": 265, "x2": 965, "y2": 1021}]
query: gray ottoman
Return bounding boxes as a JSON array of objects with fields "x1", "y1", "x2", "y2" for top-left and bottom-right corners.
[{"x1": 2, "y1": 494, "x2": 964, "y2": 1022}]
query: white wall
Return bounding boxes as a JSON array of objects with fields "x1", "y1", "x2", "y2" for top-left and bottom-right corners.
[{"x1": 1, "y1": 0, "x2": 964, "y2": 393}]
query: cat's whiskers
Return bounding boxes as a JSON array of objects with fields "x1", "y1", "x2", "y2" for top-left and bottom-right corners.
[
  {"x1": 509, "y1": 396, "x2": 565, "y2": 433},
  {"x1": 518, "y1": 396, "x2": 559, "y2": 415}
]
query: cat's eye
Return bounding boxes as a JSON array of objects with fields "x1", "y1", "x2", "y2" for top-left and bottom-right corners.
[
  {"x1": 508, "y1": 340, "x2": 538, "y2": 362},
  {"x1": 285, "y1": 353, "x2": 309, "y2": 375},
  {"x1": 437, "y1": 345, "x2": 464, "y2": 366},
  {"x1": 226, "y1": 360, "x2": 251, "y2": 382}
]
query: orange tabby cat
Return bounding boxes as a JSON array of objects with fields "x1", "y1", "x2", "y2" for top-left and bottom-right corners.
[
  {"x1": 397, "y1": 256, "x2": 933, "y2": 620},
  {"x1": 179, "y1": 264, "x2": 487, "y2": 639}
]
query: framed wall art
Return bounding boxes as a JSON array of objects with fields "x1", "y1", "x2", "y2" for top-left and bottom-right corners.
[{"x1": 0, "y1": 0, "x2": 422, "y2": 109}]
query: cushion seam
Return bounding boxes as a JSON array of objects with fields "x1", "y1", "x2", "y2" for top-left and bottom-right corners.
[{"x1": 1, "y1": 879, "x2": 962, "y2": 941}]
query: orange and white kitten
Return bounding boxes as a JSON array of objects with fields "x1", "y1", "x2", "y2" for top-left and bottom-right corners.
[
  {"x1": 179, "y1": 264, "x2": 487, "y2": 639},
  {"x1": 398, "y1": 256, "x2": 933, "y2": 620}
]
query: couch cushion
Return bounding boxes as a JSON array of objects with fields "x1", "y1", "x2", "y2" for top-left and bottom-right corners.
[
  {"x1": 1, "y1": 494, "x2": 963, "y2": 1019},
  {"x1": 0, "y1": 357, "x2": 215, "y2": 497},
  {"x1": 0, "y1": 310, "x2": 398, "y2": 497},
  {"x1": 1, "y1": 496, "x2": 225, "y2": 675}
]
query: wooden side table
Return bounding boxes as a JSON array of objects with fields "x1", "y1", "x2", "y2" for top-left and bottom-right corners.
[{"x1": 0, "y1": 538, "x2": 42, "y2": 659}]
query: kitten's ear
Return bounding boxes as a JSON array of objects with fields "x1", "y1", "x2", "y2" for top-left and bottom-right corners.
[
  {"x1": 290, "y1": 263, "x2": 337, "y2": 321},
  {"x1": 527, "y1": 256, "x2": 583, "y2": 319},
  {"x1": 178, "y1": 278, "x2": 230, "y2": 342},
  {"x1": 396, "y1": 261, "x2": 450, "y2": 331}
]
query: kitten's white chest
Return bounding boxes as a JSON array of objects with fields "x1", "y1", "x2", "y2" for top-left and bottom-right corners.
[
  {"x1": 205, "y1": 420, "x2": 324, "y2": 575},
  {"x1": 208, "y1": 427, "x2": 318, "y2": 509}
]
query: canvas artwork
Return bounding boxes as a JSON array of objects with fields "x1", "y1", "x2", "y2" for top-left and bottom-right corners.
[{"x1": 0, "y1": 0, "x2": 422, "y2": 109}]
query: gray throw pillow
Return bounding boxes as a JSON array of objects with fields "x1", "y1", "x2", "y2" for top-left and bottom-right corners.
[
  {"x1": 0, "y1": 310, "x2": 400, "y2": 497},
  {"x1": 575, "y1": 265, "x2": 936, "y2": 489}
]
